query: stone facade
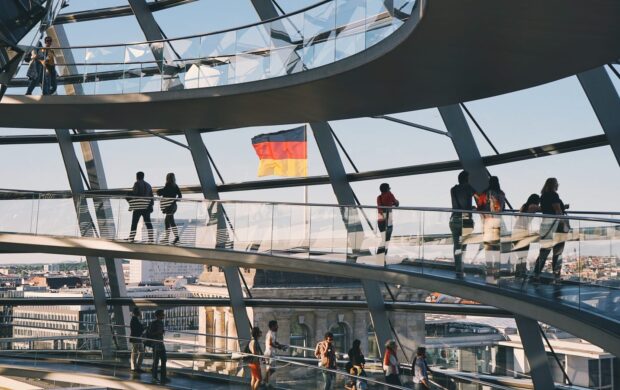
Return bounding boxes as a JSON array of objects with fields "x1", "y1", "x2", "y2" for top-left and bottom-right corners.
[{"x1": 191, "y1": 268, "x2": 426, "y2": 361}]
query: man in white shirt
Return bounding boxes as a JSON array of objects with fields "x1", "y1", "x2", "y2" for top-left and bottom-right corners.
[{"x1": 264, "y1": 320, "x2": 287, "y2": 387}]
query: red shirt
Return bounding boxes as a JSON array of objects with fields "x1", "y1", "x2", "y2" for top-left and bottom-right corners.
[{"x1": 377, "y1": 191, "x2": 398, "y2": 220}]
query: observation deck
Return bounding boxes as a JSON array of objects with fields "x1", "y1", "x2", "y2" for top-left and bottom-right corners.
[
  {"x1": 0, "y1": 194, "x2": 618, "y2": 358},
  {"x1": 0, "y1": 0, "x2": 619, "y2": 129}
]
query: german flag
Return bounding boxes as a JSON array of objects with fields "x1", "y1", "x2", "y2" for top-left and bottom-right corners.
[{"x1": 251, "y1": 126, "x2": 307, "y2": 177}]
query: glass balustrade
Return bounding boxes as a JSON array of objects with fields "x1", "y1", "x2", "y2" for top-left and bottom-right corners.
[
  {"x1": 0, "y1": 192, "x2": 619, "y2": 324},
  {"x1": 0, "y1": 321, "x2": 523, "y2": 389},
  {"x1": 11, "y1": 0, "x2": 417, "y2": 95}
]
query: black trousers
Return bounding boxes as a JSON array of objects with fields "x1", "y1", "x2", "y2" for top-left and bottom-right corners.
[
  {"x1": 152, "y1": 343, "x2": 167, "y2": 381},
  {"x1": 534, "y1": 242, "x2": 565, "y2": 278},
  {"x1": 129, "y1": 209, "x2": 153, "y2": 241},
  {"x1": 164, "y1": 214, "x2": 179, "y2": 240},
  {"x1": 385, "y1": 373, "x2": 402, "y2": 386}
]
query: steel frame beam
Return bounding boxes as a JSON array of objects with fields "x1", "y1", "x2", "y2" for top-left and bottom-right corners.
[
  {"x1": 54, "y1": 0, "x2": 197, "y2": 25},
  {"x1": 577, "y1": 66, "x2": 620, "y2": 167},
  {"x1": 514, "y1": 315, "x2": 555, "y2": 390},
  {"x1": 310, "y1": 121, "x2": 393, "y2": 358},
  {"x1": 0, "y1": 297, "x2": 509, "y2": 315},
  {"x1": 127, "y1": 0, "x2": 166, "y2": 71},
  {"x1": 439, "y1": 105, "x2": 489, "y2": 192},
  {"x1": 49, "y1": 24, "x2": 130, "y2": 350},
  {"x1": 184, "y1": 129, "x2": 251, "y2": 343},
  {"x1": 54, "y1": 129, "x2": 115, "y2": 360}
]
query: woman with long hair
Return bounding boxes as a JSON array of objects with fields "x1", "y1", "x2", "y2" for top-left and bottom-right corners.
[
  {"x1": 248, "y1": 327, "x2": 263, "y2": 390},
  {"x1": 512, "y1": 194, "x2": 541, "y2": 278},
  {"x1": 382, "y1": 339, "x2": 401, "y2": 386},
  {"x1": 475, "y1": 176, "x2": 506, "y2": 284},
  {"x1": 157, "y1": 173, "x2": 182, "y2": 244},
  {"x1": 534, "y1": 178, "x2": 569, "y2": 282}
]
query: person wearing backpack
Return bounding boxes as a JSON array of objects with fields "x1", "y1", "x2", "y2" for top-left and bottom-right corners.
[
  {"x1": 147, "y1": 309, "x2": 167, "y2": 384},
  {"x1": 475, "y1": 176, "x2": 506, "y2": 284},
  {"x1": 315, "y1": 332, "x2": 337, "y2": 390},
  {"x1": 246, "y1": 327, "x2": 263, "y2": 390}
]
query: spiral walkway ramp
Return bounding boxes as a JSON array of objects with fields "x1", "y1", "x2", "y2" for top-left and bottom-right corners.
[{"x1": 0, "y1": 0, "x2": 619, "y2": 129}]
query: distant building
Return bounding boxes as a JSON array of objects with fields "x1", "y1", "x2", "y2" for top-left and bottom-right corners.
[
  {"x1": 189, "y1": 268, "x2": 426, "y2": 361},
  {"x1": 43, "y1": 264, "x2": 60, "y2": 273},
  {"x1": 129, "y1": 259, "x2": 204, "y2": 285},
  {"x1": 26, "y1": 275, "x2": 83, "y2": 289}
]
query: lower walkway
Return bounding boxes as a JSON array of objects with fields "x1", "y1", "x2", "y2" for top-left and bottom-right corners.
[{"x1": 0, "y1": 356, "x2": 246, "y2": 389}]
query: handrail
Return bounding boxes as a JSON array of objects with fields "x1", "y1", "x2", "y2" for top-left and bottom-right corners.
[
  {"x1": 71, "y1": 192, "x2": 620, "y2": 224},
  {"x1": 24, "y1": 0, "x2": 335, "y2": 50},
  {"x1": 2, "y1": 189, "x2": 619, "y2": 223}
]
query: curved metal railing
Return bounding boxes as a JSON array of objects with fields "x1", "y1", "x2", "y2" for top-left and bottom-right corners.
[
  {"x1": 11, "y1": 0, "x2": 417, "y2": 95},
  {"x1": 0, "y1": 193, "x2": 619, "y2": 325}
]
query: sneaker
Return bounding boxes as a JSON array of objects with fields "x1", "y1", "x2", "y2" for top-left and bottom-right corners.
[{"x1": 173, "y1": 237, "x2": 180, "y2": 245}]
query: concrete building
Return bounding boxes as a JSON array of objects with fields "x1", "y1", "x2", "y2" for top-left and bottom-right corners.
[
  {"x1": 129, "y1": 259, "x2": 204, "y2": 285},
  {"x1": 189, "y1": 268, "x2": 426, "y2": 360}
]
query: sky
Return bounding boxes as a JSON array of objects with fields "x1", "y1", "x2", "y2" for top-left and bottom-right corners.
[{"x1": 1, "y1": 1, "x2": 620, "y2": 263}]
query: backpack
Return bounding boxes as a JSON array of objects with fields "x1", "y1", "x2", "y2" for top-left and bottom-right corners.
[{"x1": 243, "y1": 339, "x2": 261, "y2": 364}]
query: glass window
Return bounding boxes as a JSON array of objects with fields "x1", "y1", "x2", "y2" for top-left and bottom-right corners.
[
  {"x1": 290, "y1": 322, "x2": 310, "y2": 357},
  {"x1": 367, "y1": 324, "x2": 379, "y2": 358},
  {"x1": 589, "y1": 359, "x2": 600, "y2": 388},
  {"x1": 329, "y1": 322, "x2": 349, "y2": 355}
]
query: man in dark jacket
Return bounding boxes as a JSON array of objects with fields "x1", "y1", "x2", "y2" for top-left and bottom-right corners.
[
  {"x1": 128, "y1": 171, "x2": 154, "y2": 242},
  {"x1": 130, "y1": 307, "x2": 145, "y2": 372},
  {"x1": 149, "y1": 309, "x2": 167, "y2": 383}
]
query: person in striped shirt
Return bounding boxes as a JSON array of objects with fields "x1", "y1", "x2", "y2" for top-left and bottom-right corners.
[{"x1": 128, "y1": 171, "x2": 154, "y2": 243}]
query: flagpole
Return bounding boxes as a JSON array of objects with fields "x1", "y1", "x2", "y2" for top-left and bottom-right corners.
[{"x1": 304, "y1": 125, "x2": 309, "y2": 242}]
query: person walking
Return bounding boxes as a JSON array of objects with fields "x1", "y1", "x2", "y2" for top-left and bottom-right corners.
[
  {"x1": 449, "y1": 170, "x2": 476, "y2": 278},
  {"x1": 412, "y1": 347, "x2": 430, "y2": 390},
  {"x1": 377, "y1": 183, "x2": 399, "y2": 255},
  {"x1": 315, "y1": 332, "x2": 337, "y2": 390},
  {"x1": 42, "y1": 36, "x2": 57, "y2": 95},
  {"x1": 128, "y1": 171, "x2": 154, "y2": 243},
  {"x1": 248, "y1": 327, "x2": 263, "y2": 390},
  {"x1": 25, "y1": 43, "x2": 44, "y2": 95},
  {"x1": 347, "y1": 339, "x2": 366, "y2": 374},
  {"x1": 347, "y1": 339, "x2": 367, "y2": 390},
  {"x1": 512, "y1": 194, "x2": 541, "y2": 278},
  {"x1": 264, "y1": 320, "x2": 287, "y2": 387},
  {"x1": 157, "y1": 172, "x2": 182, "y2": 245},
  {"x1": 148, "y1": 309, "x2": 168, "y2": 384},
  {"x1": 382, "y1": 339, "x2": 401, "y2": 386},
  {"x1": 130, "y1": 307, "x2": 145, "y2": 373},
  {"x1": 534, "y1": 178, "x2": 569, "y2": 282},
  {"x1": 475, "y1": 176, "x2": 506, "y2": 284}
]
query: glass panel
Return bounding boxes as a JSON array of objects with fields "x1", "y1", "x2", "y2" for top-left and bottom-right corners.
[
  {"x1": 272, "y1": 204, "x2": 310, "y2": 259},
  {"x1": 303, "y1": 1, "x2": 337, "y2": 68},
  {"x1": 335, "y1": 0, "x2": 366, "y2": 60},
  {"x1": 310, "y1": 205, "x2": 346, "y2": 262},
  {"x1": 122, "y1": 63, "x2": 142, "y2": 93},
  {"x1": 0, "y1": 195, "x2": 36, "y2": 234}
]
